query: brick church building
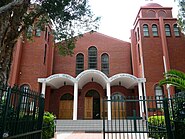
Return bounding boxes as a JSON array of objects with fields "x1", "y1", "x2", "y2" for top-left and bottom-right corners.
[{"x1": 8, "y1": 3, "x2": 185, "y2": 120}]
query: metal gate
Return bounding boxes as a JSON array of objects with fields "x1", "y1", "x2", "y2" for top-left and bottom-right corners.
[
  {"x1": 103, "y1": 96, "x2": 175, "y2": 139},
  {"x1": 0, "y1": 83, "x2": 45, "y2": 139}
]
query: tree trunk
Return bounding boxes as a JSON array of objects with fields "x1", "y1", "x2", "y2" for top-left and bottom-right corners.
[{"x1": 0, "y1": 1, "x2": 29, "y2": 84}]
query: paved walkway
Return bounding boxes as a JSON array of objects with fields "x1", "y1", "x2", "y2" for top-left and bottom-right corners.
[
  {"x1": 54, "y1": 132, "x2": 151, "y2": 139},
  {"x1": 55, "y1": 132, "x2": 102, "y2": 139}
]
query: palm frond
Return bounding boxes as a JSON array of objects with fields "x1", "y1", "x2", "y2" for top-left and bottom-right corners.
[
  {"x1": 164, "y1": 69, "x2": 185, "y2": 80},
  {"x1": 159, "y1": 70, "x2": 185, "y2": 91}
]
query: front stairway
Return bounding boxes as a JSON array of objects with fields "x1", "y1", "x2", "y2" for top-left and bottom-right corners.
[
  {"x1": 55, "y1": 119, "x2": 147, "y2": 133},
  {"x1": 55, "y1": 120, "x2": 103, "y2": 132}
]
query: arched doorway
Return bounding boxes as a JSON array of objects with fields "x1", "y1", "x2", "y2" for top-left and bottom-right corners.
[
  {"x1": 84, "y1": 90, "x2": 100, "y2": 119},
  {"x1": 111, "y1": 93, "x2": 126, "y2": 119},
  {"x1": 59, "y1": 93, "x2": 73, "y2": 119}
]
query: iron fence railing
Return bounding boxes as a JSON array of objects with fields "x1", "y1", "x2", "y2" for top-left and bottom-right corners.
[
  {"x1": 0, "y1": 83, "x2": 44, "y2": 139},
  {"x1": 102, "y1": 96, "x2": 177, "y2": 139}
]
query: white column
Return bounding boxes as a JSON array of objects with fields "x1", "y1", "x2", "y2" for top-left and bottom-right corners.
[
  {"x1": 41, "y1": 82, "x2": 46, "y2": 97},
  {"x1": 73, "y1": 82, "x2": 78, "y2": 120},
  {"x1": 163, "y1": 56, "x2": 171, "y2": 99},
  {"x1": 138, "y1": 82, "x2": 144, "y2": 117},
  {"x1": 106, "y1": 82, "x2": 111, "y2": 120},
  {"x1": 143, "y1": 82, "x2": 148, "y2": 119}
]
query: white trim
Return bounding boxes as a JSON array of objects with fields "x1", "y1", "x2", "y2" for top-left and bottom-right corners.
[
  {"x1": 138, "y1": 82, "x2": 144, "y2": 117},
  {"x1": 109, "y1": 73, "x2": 138, "y2": 82},
  {"x1": 76, "y1": 69, "x2": 109, "y2": 82},
  {"x1": 106, "y1": 82, "x2": 111, "y2": 120},
  {"x1": 41, "y1": 82, "x2": 46, "y2": 97},
  {"x1": 46, "y1": 74, "x2": 76, "y2": 83},
  {"x1": 73, "y1": 82, "x2": 78, "y2": 120},
  {"x1": 38, "y1": 74, "x2": 76, "y2": 83},
  {"x1": 38, "y1": 70, "x2": 146, "y2": 89},
  {"x1": 141, "y1": 56, "x2": 148, "y2": 119}
]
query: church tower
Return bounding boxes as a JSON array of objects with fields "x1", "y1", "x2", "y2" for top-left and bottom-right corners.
[{"x1": 131, "y1": 3, "x2": 185, "y2": 97}]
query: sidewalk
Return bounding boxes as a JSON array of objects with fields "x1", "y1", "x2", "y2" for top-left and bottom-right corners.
[
  {"x1": 54, "y1": 132, "x2": 151, "y2": 139},
  {"x1": 54, "y1": 132, "x2": 102, "y2": 139}
]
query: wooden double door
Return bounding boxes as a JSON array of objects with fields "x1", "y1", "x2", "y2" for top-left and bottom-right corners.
[
  {"x1": 59, "y1": 100, "x2": 73, "y2": 119},
  {"x1": 111, "y1": 101, "x2": 126, "y2": 118},
  {"x1": 59, "y1": 93, "x2": 74, "y2": 119},
  {"x1": 84, "y1": 90, "x2": 101, "y2": 119}
]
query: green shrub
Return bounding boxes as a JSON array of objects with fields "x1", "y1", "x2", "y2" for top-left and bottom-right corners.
[
  {"x1": 148, "y1": 115, "x2": 167, "y2": 139},
  {"x1": 42, "y1": 112, "x2": 56, "y2": 139}
]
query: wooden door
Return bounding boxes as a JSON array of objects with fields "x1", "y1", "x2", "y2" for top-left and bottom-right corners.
[
  {"x1": 84, "y1": 97, "x2": 93, "y2": 119},
  {"x1": 59, "y1": 100, "x2": 73, "y2": 119},
  {"x1": 101, "y1": 98, "x2": 107, "y2": 119},
  {"x1": 112, "y1": 102, "x2": 126, "y2": 119}
]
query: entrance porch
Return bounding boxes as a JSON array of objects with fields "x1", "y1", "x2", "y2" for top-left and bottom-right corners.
[{"x1": 38, "y1": 69, "x2": 146, "y2": 120}]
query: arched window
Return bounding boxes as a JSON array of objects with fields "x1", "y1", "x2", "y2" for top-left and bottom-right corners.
[
  {"x1": 35, "y1": 28, "x2": 41, "y2": 37},
  {"x1": 165, "y1": 24, "x2": 171, "y2": 36},
  {"x1": 143, "y1": 24, "x2": 149, "y2": 36},
  {"x1": 88, "y1": 46, "x2": 97, "y2": 69},
  {"x1": 155, "y1": 85, "x2": 164, "y2": 108},
  {"x1": 60, "y1": 93, "x2": 74, "y2": 100},
  {"x1": 138, "y1": 44, "x2": 141, "y2": 64},
  {"x1": 20, "y1": 84, "x2": 30, "y2": 92},
  {"x1": 152, "y1": 24, "x2": 158, "y2": 36},
  {"x1": 173, "y1": 24, "x2": 180, "y2": 36},
  {"x1": 20, "y1": 84, "x2": 30, "y2": 109},
  {"x1": 147, "y1": 10, "x2": 156, "y2": 18},
  {"x1": 76, "y1": 53, "x2": 84, "y2": 75},
  {"x1": 111, "y1": 93, "x2": 124, "y2": 100},
  {"x1": 158, "y1": 10, "x2": 166, "y2": 18},
  {"x1": 101, "y1": 53, "x2": 109, "y2": 75}
]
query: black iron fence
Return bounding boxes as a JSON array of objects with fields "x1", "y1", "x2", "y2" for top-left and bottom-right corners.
[
  {"x1": 102, "y1": 95, "x2": 185, "y2": 139},
  {"x1": 0, "y1": 83, "x2": 44, "y2": 139},
  {"x1": 171, "y1": 92, "x2": 185, "y2": 139}
]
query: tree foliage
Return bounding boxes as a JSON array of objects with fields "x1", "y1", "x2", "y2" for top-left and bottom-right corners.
[
  {"x1": 177, "y1": 1, "x2": 185, "y2": 33},
  {"x1": 0, "y1": 0, "x2": 100, "y2": 83},
  {"x1": 42, "y1": 112, "x2": 56, "y2": 139},
  {"x1": 159, "y1": 69, "x2": 185, "y2": 91}
]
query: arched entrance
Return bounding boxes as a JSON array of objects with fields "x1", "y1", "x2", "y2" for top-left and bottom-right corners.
[
  {"x1": 84, "y1": 90, "x2": 100, "y2": 119},
  {"x1": 59, "y1": 93, "x2": 73, "y2": 119}
]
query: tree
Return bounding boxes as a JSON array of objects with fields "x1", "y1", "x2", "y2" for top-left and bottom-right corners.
[
  {"x1": 159, "y1": 69, "x2": 185, "y2": 138},
  {"x1": 159, "y1": 69, "x2": 185, "y2": 91},
  {"x1": 0, "y1": 0, "x2": 100, "y2": 83},
  {"x1": 176, "y1": 1, "x2": 185, "y2": 33}
]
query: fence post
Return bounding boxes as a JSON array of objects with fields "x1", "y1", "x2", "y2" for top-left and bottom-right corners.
[
  {"x1": 133, "y1": 110, "x2": 137, "y2": 132},
  {"x1": 103, "y1": 97, "x2": 105, "y2": 139},
  {"x1": 163, "y1": 98, "x2": 174, "y2": 139},
  {"x1": 38, "y1": 94, "x2": 45, "y2": 138},
  {"x1": 1, "y1": 86, "x2": 11, "y2": 138}
]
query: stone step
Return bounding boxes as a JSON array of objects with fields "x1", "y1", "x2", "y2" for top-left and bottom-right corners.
[
  {"x1": 56, "y1": 120, "x2": 103, "y2": 132},
  {"x1": 55, "y1": 119, "x2": 147, "y2": 132}
]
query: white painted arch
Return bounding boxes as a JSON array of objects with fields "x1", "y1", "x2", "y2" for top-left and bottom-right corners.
[
  {"x1": 76, "y1": 69, "x2": 109, "y2": 89},
  {"x1": 38, "y1": 70, "x2": 146, "y2": 89},
  {"x1": 109, "y1": 73, "x2": 145, "y2": 89},
  {"x1": 38, "y1": 74, "x2": 76, "y2": 89}
]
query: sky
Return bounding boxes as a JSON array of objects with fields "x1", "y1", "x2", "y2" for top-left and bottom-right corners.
[{"x1": 89, "y1": 0, "x2": 179, "y2": 42}]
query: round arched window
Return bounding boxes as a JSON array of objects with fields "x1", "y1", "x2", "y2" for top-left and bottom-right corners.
[
  {"x1": 111, "y1": 93, "x2": 124, "y2": 100},
  {"x1": 60, "y1": 93, "x2": 73, "y2": 100}
]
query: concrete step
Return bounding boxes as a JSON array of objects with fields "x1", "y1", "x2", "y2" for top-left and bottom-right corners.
[
  {"x1": 55, "y1": 119, "x2": 147, "y2": 132},
  {"x1": 56, "y1": 120, "x2": 103, "y2": 132}
]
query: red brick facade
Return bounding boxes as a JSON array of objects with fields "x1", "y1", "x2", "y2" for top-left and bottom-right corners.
[{"x1": 9, "y1": 3, "x2": 185, "y2": 119}]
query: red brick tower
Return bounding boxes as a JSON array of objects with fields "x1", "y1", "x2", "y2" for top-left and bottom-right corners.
[
  {"x1": 9, "y1": 24, "x2": 54, "y2": 91},
  {"x1": 131, "y1": 3, "x2": 185, "y2": 97}
]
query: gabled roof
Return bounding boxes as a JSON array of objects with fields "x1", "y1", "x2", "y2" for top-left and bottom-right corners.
[{"x1": 79, "y1": 31, "x2": 130, "y2": 44}]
